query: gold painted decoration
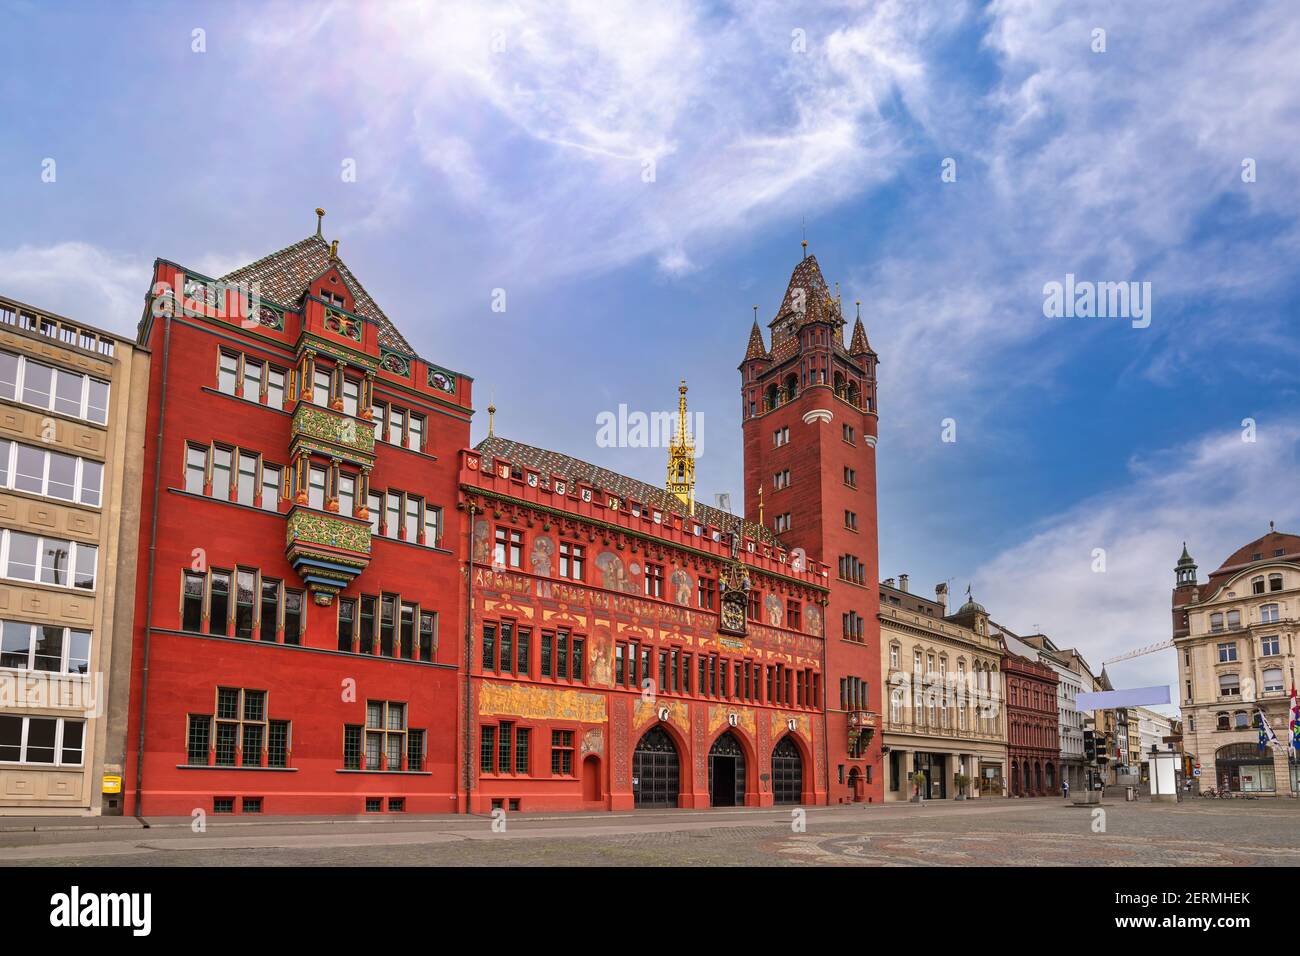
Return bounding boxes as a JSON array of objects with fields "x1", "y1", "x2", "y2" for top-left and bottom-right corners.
[{"x1": 479, "y1": 682, "x2": 607, "y2": 724}]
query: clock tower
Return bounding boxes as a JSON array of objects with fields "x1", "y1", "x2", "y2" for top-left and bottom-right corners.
[{"x1": 739, "y1": 245, "x2": 882, "y2": 804}]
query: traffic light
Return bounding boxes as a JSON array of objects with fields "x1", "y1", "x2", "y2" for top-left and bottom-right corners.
[
  {"x1": 1096, "y1": 734, "x2": 1110, "y2": 764},
  {"x1": 1083, "y1": 729, "x2": 1096, "y2": 763}
]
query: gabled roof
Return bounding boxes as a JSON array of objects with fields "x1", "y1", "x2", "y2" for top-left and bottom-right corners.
[
  {"x1": 767, "y1": 254, "x2": 854, "y2": 364},
  {"x1": 475, "y1": 435, "x2": 774, "y2": 543},
  {"x1": 221, "y1": 234, "x2": 414, "y2": 354}
]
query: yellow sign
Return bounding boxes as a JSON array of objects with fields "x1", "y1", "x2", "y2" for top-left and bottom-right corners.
[{"x1": 102, "y1": 775, "x2": 122, "y2": 794}]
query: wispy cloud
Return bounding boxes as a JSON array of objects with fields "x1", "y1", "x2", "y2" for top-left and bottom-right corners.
[
  {"x1": 971, "y1": 419, "x2": 1300, "y2": 698},
  {"x1": 0, "y1": 242, "x2": 149, "y2": 335}
]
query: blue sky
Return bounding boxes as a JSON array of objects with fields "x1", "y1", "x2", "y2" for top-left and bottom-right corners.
[{"x1": 3, "y1": 0, "x2": 1299, "y2": 704}]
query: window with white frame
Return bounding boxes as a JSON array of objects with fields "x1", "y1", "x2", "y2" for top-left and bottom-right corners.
[
  {"x1": 0, "y1": 619, "x2": 91, "y2": 674},
  {"x1": 1217, "y1": 642, "x2": 1237, "y2": 663},
  {"x1": 0, "y1": 439, "x2": 103, "y2": 507},
  {"x1": 0, "y1": 348, "x2": 109, "y2": 425},
  {"x1": 1263, "y1": 667, "x2": 1284, "y2": 694},
  {"x1": 0, "y1": 715, "x2": 84, "y2": 766},
  {"x1": 1260, "y1": 603, "x2": 1280, "y2": 624},
  {"x1": 1261, "y1": 634, "x2": 1281, "y2": 656},
  {"x1": 0, "y1": 530, "x2": 96, "y2": 590}
]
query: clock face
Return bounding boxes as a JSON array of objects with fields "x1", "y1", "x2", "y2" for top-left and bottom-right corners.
[{"x1": 720, "y1": 594, "x2": 747, "y2": 635}]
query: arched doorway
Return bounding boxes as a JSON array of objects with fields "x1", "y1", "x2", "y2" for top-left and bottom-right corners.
[
  {"x1": 632, "y1": 727, "x2": 680, "y2": 808},
  {"x1": 1215, "y1": 742, "x2": 1276, "y2": 793},
  {"x1": 847, "y1": 767, "x2": 862, "y2": 802},
  {"x1": 582, "y1": 755, "x2": 601, "y2": 803},
  {"x1": 708, "y1": 732, "x2": 747, "y2": 807},
  {"x1": 772, "y1": 736, "x2": 804, "y2": 805}
]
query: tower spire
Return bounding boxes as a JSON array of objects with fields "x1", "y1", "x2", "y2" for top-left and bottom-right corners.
[
  {"x1": 666, "y1": 379, "x2": 696, "y2": 515},
  {"x1": 315, "y1": 207, "x2": 325, "y2": 238}
]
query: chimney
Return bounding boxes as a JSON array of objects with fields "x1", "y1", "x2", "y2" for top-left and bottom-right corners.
[
  {"x1": 935, "y1": 582, "x2": 948, "y2": 610},
  {"x1": 899, "y1": 573, "x2": 909, "y2": 593},
  {"x1": 883, "y1": 577, "x2": 895, "y2": 588}
]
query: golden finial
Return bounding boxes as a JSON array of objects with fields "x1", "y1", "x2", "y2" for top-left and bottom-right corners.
[
  {"x1": 315, "y1": 207, "x2": 325, "y2": 237},
  {"x1": 856, "y1": 299, "x2": 861, "y2": 319},
  {"x1": 329, "y1": 239, "x2": 339, "y2": 261},
  {"x1": 758, "y1": 484, "x2": 765, "y2": 526},
  {"x1": 801, "y1": 239, "x2": 808, "y2": 259},
  {"x1": 487, "y1": 402, "x2": 496, "y2": 437}
]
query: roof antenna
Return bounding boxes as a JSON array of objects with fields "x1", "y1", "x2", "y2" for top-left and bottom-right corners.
[{"x1": 315, "y1": 207, "x2": 325, "y2": 238}]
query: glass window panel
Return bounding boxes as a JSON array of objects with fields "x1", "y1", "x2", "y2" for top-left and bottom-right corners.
[
  {"x1": 408, "y1": 414, "x2": 423, "y2": 451},
  {"x1": 80, "y1": 459, "x2": 102, "y2": 506},
  {"x1": 0, "y1": 715, "x2": 20, "y2": 761},
  {"x1": 243, "y1": 359, "x2": 262, "y2": 401},
  {"x1": 367, "y1": 492, "x2": 381, "y2": 535},
  {"x1": 66, "y1": 630, "x2": 91, "y2": 675},
  {"x1": 211, "y1": 447, "x2": 232, "y2": 500},
  {"x1": 4, "y1": 531, "x2": 38, "y2": 580},
  {"x1": 13, "y1": 443, "x2": 45, "y2": 494},
  {"x1": 389, "y1": 407, "x2": 406, "y2": 445},
  {"x1": 54, "y1": 369, "x2": 84, "y2": 417},
  {"x1": 210, "y1": 572, "x2": 231, "y2": 635},
  {"x1": 366, "y1": 702, "x2": 383, "y2": 729},
  {"x1": 338, "y1": 474, "x2": 356, "y2": 517},
  {"x1": 342, "y1": 379, "x2": 360, "y2": 417},
  {"x1": 21, "y1": 361, "x2": 53, "y2": 409},
  {"x1": 60, "y1": 719, "x2": 84, "y2": 765},
  {"x1": 405, "y1": 496, "x2": 420, "y2": 542},
  {"x1": 33, "y1": 625, "x2": 63, "y2": 672},
  {"x1": 266, "y1": 368, "x2": 285, "y2": 407},
  {"x1": 308, "y1": 466, "x2": 326, "y2": 510},
  {"x1": 218, "y1": 354, "x2": 238, "y2": 395},
  {"x1": 39, "y1": 538, "x2": 71, "y2": 586},
  {"x1": 0, "y1": 439, "x2": 9, "y2": 487},
  {"x1": 1, "y1": 620, "x2": 33, "y2": 669},
  {"x1": 283, "y1": 589, "x2": 303, "y2": 644},
  {"x1": 237, "y1": 453, "x2": 257, "y2": 506},
  {"x1": 313, "y1": 369, "x2": 331, "y2": 407},
  {"x1": 25, "y1": 717, "x2": 57, "y2": 763},
  {"x1": 261, "y1": 464, "x2": 280, "y2": 511},
  {"x1": 386, "y1": 493, "x2": 401, "y2": 539},
  {"x1": 46, "y1": 451, "x2": 76, "y2": 501},
  {"x1": 74, "y1": 544, "x2": 96, "y2": 590}
]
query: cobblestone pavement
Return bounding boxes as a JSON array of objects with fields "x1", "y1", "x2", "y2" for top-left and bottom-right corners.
[{"x1": 3, "y1": 798, "x2": 1299, "y2": 866}]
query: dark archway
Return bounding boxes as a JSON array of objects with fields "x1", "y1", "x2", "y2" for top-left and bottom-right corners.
[
  {"x1": 772, "y1": 735, "x2": 804, "y2": 805},
  {"x1": 633, "y1": 727, "x2": 680, "y2": 809},
  {"x1": 708, "y1": 731, "x2": 747, "y2": 807}
]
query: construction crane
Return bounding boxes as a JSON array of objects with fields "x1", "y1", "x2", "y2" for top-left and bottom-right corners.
[{"x1": 1103, "y1": 638, "x2": 1176, "y2": 666}]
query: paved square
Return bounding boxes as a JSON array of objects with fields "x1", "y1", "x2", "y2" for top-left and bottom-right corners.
[{"x1": 3, "y1": 797, "x2": 1298, "y2": 866}]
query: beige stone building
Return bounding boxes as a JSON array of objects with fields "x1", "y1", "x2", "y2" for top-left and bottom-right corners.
[
  {"x1": 1173, "y1": 530, "x2": 1299, "y2": 795},
  {"x1": 880, "y1": 578, "x2": 1007, "y2": 800},
  {"x1": 0, "y1": 296, "x2": 147, "y2": 814}
]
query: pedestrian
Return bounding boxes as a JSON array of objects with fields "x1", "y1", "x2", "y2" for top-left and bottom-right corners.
[{"x1": 1062, "y1": 778, "x2": 1070, "y2": 800}]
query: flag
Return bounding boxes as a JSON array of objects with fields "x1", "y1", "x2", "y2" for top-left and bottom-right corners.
[
  {"x1": 1290, "y1": 685, "x2": 1300, "y2": 751},
  {"x1": 1257, "y1": 708, "x2": 1285, "y2": 754}
]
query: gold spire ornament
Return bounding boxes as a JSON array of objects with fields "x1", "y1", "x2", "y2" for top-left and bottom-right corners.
[
  {"x1": 666, "y1": 379, "x2": 696, "y2": 515},
  {"x1": 487, "y1": 402, "x2": 496, "y2": 438},
  {"x1": 315, "y1": 207, "x2": 325, "y2": 238}
]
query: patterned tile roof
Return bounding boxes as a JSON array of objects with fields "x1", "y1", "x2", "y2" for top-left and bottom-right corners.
[
  {"x1": 743, "y1": 320, "x2": 770, "y2": 362},
  {"x1": 849, "y1": 316, "x2": 874, "y2": 355},
  {"x1": 221, "y1": 234, "x2": 413, "y2": 353},
  {"x1": 767, "y1": 254, "x2": 853, "y2": 364},
  {"x1": 475, "y1": 435, "x2": 774, "y2": 543}
]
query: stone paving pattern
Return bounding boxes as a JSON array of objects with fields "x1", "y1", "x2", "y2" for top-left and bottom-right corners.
[{"x1": 3, "y1": 797, "x2": 1298, "y2": 867}]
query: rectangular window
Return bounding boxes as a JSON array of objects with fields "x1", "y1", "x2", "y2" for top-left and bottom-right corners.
[
  {"x1": 359, "y1": 596, "x2": 376, "y2": 654},
  {"x1": 218, "y1": 352, "x2": 238, "y2": 395},
  {"x1": 367, "y1": 492, "x2": 382, "y2": 535},
  {"x1": 211, "y1": 447, "x2": 232, "y2": 500},
  {"x1": 482, "y1": 623, "x2": 497, "y2": 672},
  {"x1": 261, "y1": 463, "x2": 281, "y2": 511},
  {"x1": 235, "y1": 570, "x2": 256, "y2": 639},
  {"x1": 209, "y1": 571, "x2": 231, "y2": 636},
  {"x1": 572, "y1": 636, "x2": 585, "y2": 681},
  {"x1": 541, "y1": 632, "x2": 553, "y2": 677},
  {"x1": 499, "y1": 623, "x2": 514, "y2": 674},
  {"x1": 551, "y1": 730, "x2": 574, "y2": 775},
  {"x1": 386, "y1": 492, "x2": 401, "y2": 539},
  {"x1": 494, "y1": 528, "x2": 523, "y2": 568},
  {"x1": 259, "y1": 578, "x2": 280, "y2": 641},
  {"x1": 407, "y1": 413, "x2": 424, "y2": 452},
  {"x1": 308, "y1": 465, "x2": 327, "y2": 510},
  {"x1": 341, "y1": 378, "x2": 360, "y2": 417},
  {"x1": 557, "y1": 630, "x2": 570, "y2": 679},
  {"x1": 400, "y1": 602, "x2": 416, "y2": 659},
  {"x1": 498, "y1": 721, "x2": 512, "y2": 774},
  {"x1": 419, "y1": 611, "x2": 436, "y2": 663},
  {"x1": 1217, "y1": 642, "x2": 1237, "y2": 663},
  {"x1": 559, "y1": 541, "x2": 584, "y2": 580},
  {"x1": 313, "y1": 368, "x2": 332, "y2": 408},
  {"x1": 187, "y1": 715, "x2": 211, "y2": 765},
  {"x1": 182, "y1": 572, "x2": 204, "y2": 632},
  {"x1": 338, "y1": 598, "x2": 356, "y2": 652},
  {"x1": 515, "y1": 727, "x2": 530, "y2": 774},
  {"x1": 183, "y1": 444, "x2": 206, "y2": 495},
  {"x1": 405, "y1": 495, "x2": 421, "y2": 543},
  {"x1": 425, "y1": 506, "x2": 442, "y2": 547},
  {"x1": 515, "y1": 626, "x2": 529, "y2": 675},
  {"x1": 698, "y1": 576, "x2": 716, "y2": 610},
  {"x1": 480, "y1": 726, "x2": 495, "y2": 774},
  {"x1": 390, "y1": 407, "x2": 407, "y2": 447},
  {"x1": 615, "y1": 643, "x2": 626, "y2": 685},
  {"x1": 644, "y1": 563, "x2": 664, "y2": 599},
  {"x1": 266, "y1": 367, "x2": 285, "y2": 408},
  {"x1": 337, "y1": 474, "x2": 356, "y2": 517},
  {"x1": 283, "y1": 589, "x2": 304, "y2": 645},
  {"x1": 344, "y1": 725, "x2": 362, "y2": 770},
  {"x1": 379, "y1": 595, "x2": 396, "y2": 657},
  {"x1": 242, "y1": 358, "x2": 262, "y2": 404}
]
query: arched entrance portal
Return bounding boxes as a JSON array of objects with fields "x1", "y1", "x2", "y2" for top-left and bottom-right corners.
[
  {"x1": 582, "y1": 755, "x2": 601, "y2": 803},
  {"x1": 772, "y1": 736, "x2": 804, "y2": 805},
  {"x1": 847, "y1": 767, "x2": 862, "y2": 802},
  {"x1": 708, "y1": 732, "x2": 747, "y2": 807},
  {"x1": 633, "y1": 727, "x2": 680, "y2": 809}
]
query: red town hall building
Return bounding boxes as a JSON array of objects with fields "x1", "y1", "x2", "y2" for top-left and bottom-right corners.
[
  {"x1": 1001, "y1": 646, "x2": 1060, "y2": 798},
  {"x1": 123, "y1": 221, "x2": 884, "y2": 815}
]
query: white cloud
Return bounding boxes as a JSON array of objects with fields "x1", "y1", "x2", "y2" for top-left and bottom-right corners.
[
  {"x1": 0, "y1": 242, "x2": 149, "y2": 337},
  {"x1": 971, "y1": 419, "x2": 1300, "y2": 699}
]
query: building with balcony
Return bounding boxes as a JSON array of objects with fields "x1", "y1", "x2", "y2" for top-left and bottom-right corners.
[
  {"x1": 880, "y1": 581, "x2": 1007, "y2": 800},
  {"x1": 122, "y1": 215, "x2": 472, "y2": 816},
  {"x1": 1172, "y1": 528, "x2": 1300, "y2": 795},
  {"x1": 995, "y1": 623, "x2": 1060, "y2": 797},
  {"x1": 0, "y1": 296, "x2": 148, "y2": 814}
]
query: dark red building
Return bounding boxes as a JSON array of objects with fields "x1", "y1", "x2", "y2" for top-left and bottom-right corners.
[
  {"x1": 1003, "y1": 650, "x2": 1060, "y2": 797},
  {"x1": 740, "y1": 253, "x2": 883, "y2": 804},
  {"x1": 123, "y1": 219, "x2": 472, "y2": 816}
]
